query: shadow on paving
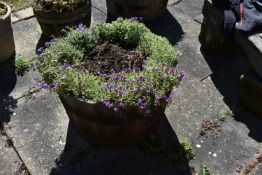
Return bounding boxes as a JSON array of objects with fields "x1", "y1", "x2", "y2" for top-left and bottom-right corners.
[
  {"x1": 36, "y1": 35, "x2": 53, "y2": 53},
  {"x1": 106, "y1": 9, "x2": 184, "y2": 45},
  {"x1": 50, "y1": 117, "x2": 192, "y2": 175},
  {"x1": 0, "y1": 55, "x2": 17, "y2": 128},
  {"x1": 201, "y1": 49, "x2": 262, "y2": 142}
]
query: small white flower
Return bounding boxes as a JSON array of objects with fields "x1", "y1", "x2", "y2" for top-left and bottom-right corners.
[
  {"x1": 213, "y1": 153, "x2": 217, "y2": 157},
  {"x1": 196, "y1": 144, "x2": 201, "y2": 148}
]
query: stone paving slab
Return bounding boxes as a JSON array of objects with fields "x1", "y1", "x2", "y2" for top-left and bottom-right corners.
[
  {"x1": 0, "y1": 131, "x2": 22, "y2": 175},
  {"x1": 11, "y1": 7, "x2": 34, "y2": 23},
  {"x1": 92, "y1": 0, "x2": 107, "y2": 15},
  {"x1": 172, "y1": 0, "x2": 204, "y2": 19},
  {"x1": 91, "y1": 6, "x2": 107, "y2": 25},
  {"x1": 166, "y1": 74, "x2": 262, "y2": 174},
  {"x1": 5, "y1": 92, "x2": 68, "y2": 175},
  {"x1": 12, "y1": 17, "x2": 41, "y2": 58},
  {"x1": 193, "y1": 14, "x2": 204, "y2": 24},
  {"x1": 0, "y1": 69, "x2": 39, "y2": 100},
  {"x1": 167, "y1": 6, "x2": 212, "y2": 80}
]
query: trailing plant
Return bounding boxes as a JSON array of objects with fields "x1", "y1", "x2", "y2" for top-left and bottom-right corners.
[
  {"x1": 33, "y1": 0, "x2": 88, "y2": 13},
  {"x1": 37, "y1": 18, "x2": 184, "y2": 116}
]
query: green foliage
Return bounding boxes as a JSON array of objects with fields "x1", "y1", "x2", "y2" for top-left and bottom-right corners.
[
  {"x1": 66, "y1": 29, "x2": 99, "y2": 54},
  {"x1": 15, "y1": 56, "x2": 32, "y2": 74},
  {"x1": 93, "y1": 18, "x2": 149, "y2": 47},
  {"x1": 55, "y1": 69, "x2": 104, "y2": 101},
  {"x1": 138, "y1": 32, "x2": 179, "y2": 66},
  {"x1": 34, "y1": 0, "x2": 88, "y2": 13},
  {"x1": 0, "y1": 3, "x2": 7, "y2": 16},
  {"x1": 180, "y1": 141, "x2": 194, "y2": 160},
  {"x1": 199, "y1": 164, "x2": 210, "y2": 175},
  {"x1": 38, "y1": 18, "x2": 182, "y2": 114}
]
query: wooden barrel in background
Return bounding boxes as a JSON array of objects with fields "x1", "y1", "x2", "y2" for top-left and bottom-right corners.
[
  {"x1": 33, "y1": 2, "x2": 91, "y2": 37},
  {"x1": 0, "y1": 2, "x2": 15, "y2": 63},
  {"x1": 106, "y1": 0, "x2": 168, "y2": 21},
  {"x1": 59, "y1": 95, "x2": 163, "y2": 148}
]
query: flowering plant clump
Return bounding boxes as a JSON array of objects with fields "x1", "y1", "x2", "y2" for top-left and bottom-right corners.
[
  {"x1": 37, "y1": 18, "x2": 184, "y2": 116},
  {"x1": 33, "y1": 0, "x2": 88, "y2": 13}
]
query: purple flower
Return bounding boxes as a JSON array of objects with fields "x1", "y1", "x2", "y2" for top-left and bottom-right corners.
[
  {"x1": 52, "y1": 83, "x2": 59, "y2": 89},
  {"x1": 137, "y1": 86, "x2": 143, "y2": 91},
  {"x1": 118, "y1": 89, "x2": 124, "y2": 94},
  {"x1": 114, "y1": 107, "x2": 119, "y2": 112},
  {"x1": 37, "y1": 47, "x2": 44, "y2": 55},
  {"x1": 118, "y1": 102, "x2": 124, "y2": 107},
  {"x1": 41, "y1": 82, "x2": 49, "y2": 89},
  {"x1": 100, "y1": 73, "x2": 108, "y2": 77},
  {"x1": 110, "y1": 68, "x2": 116, "y2": 72},
  {"x1": 133, "y1": 67, "x2": 140, "y2": 71},
  {"x1": 179, "y1": 70, "x2": 185, "y2": 81},
  {"x1": 146, "y1": 89, "x2": 153, "y2": 94},
  {"x1": 138, "y1": 98, "x2": 146, "y2": 109},
  {"x1": 152, "y1": 67, "x2": 157, "y2": 71},
  {"x1": 102, "y1": 100, "x2": 110, "y2": 107},
  {"x1": 109, "y1": 103, "x2": 114, "y2": 108},
  {"x1": 77, "y1": 23, "x2": 86, "y2": 30}
]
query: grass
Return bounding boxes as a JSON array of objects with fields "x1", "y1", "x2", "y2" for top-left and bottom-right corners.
[{"x1": 4, "y1": 0, "x2": 31, "y2": 11}]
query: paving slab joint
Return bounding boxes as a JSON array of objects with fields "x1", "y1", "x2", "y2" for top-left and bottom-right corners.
[
  {"x1": 168, "y1": 0, "x2": 184, "y2": 7},
  {"x1": 1, "y1": 126, "x2": 31, "y2": 174},
  {"x1": 11, "y1": 7, "x2": 35, "y2": 23},
  {"x1": 91, "y1": 4, "x2": 107, "y2": 15},
  {"x1": 15, "y1": 87, "x2": 42, "y2": 101}
]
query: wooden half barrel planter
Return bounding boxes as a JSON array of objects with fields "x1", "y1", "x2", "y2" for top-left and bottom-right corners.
[
  {"x1": 59, "y1": 95, "x2": 163, "y2": 147},
  {"x1": 106, "y1": 0, "x2": 168, "y2": 20},
  {"x1": 33, "y1": 1, "x2": 91, "y2": 37},
  {"x1": 38, "y1": 19, "x2": 180, "y2": 148},
  {"x1": 0, "y1": 2, "x2": 15, "y2": 63}
]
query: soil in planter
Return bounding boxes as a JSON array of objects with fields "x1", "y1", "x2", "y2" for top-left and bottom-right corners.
[
  {"x1": 81, "y1": 42, "x2": 145, "y2": 75},
  {"x1": 0, "y1": 3, "x2": 7, "y2": 17}
]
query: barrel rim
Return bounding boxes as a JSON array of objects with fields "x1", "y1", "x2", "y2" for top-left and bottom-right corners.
[{"x1": 59, "y1": 94, "x2": 165, "y2": 122}]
